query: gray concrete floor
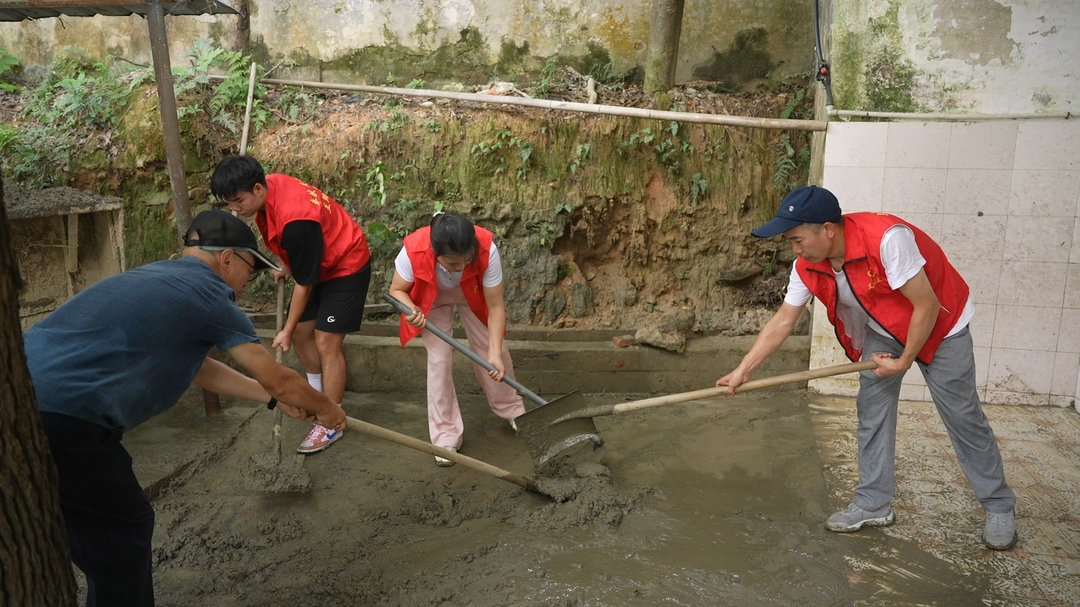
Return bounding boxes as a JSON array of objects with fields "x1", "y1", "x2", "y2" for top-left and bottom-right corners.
[
  {"x1": 811, "y1": 396, "x2": 1080, "y2": 606},
  {"x1": 123, "y1": 387, "x2": 1080, "y2": 606}
]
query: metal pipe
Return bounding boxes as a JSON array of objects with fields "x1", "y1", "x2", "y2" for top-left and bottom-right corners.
[
  {"x1": 828, "y1": 107, "x2": 1075, "y2": 121},
  {"x1": 146, "y1": 0, "x2": 192, "y2": 239},
  {"x1": 216, "y1": 75, "x2": 827, "y2": 132}
]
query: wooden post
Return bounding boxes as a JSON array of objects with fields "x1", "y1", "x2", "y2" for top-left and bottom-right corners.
[{"x1": 146, "y1": 0, "x2": 193, "y2": 239}]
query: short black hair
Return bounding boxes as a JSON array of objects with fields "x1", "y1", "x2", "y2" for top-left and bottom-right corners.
[
  {"x1": 210, "y1": 155, "x2": 267, "y2": 201},
  {"x1": 430, "y1": 212, "x2": 478, "y2": 260}
]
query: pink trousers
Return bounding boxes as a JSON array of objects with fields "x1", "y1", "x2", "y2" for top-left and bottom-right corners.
[{"x1": 421, "y1": 288, "x2": 526, "y2": 448}]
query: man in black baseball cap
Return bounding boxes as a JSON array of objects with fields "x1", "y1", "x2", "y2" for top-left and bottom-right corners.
[
  {"x1": 25, "y1": 209, "x2": 345, "y2": 606},
  {"x1": 184, "y1": 208, "x2": 279, "y2": 272},
  {"x1": 717, "y1": 184, "x2": 1017, "y2": 551}
]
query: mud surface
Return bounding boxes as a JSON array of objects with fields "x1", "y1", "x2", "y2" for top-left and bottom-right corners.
[{"x1": 134, "y1": 389, "x2": 892, "y2": 606}]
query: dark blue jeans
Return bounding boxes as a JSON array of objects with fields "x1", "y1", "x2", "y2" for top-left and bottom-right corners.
[{"x1": 41, "y1": 412, "x2": 155, "y2": 607}]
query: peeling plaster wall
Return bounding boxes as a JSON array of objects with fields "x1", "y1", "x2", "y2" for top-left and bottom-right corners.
[
  {"x1": 828, "y1": 0, "x2": 1079, "y2": 114},
  {"x1": 0, "y1": 1, "x2": 814, "y2": 86}
]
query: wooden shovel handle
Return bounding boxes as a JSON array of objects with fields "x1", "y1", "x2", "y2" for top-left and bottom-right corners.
[
  {"x1": 272, "y1": 280, "x2": 285, "y2": 455},
  {"x1": 344, "y1": 416, "x2": 540, "y2": 493},
  {"x1": 611, "y1": 360, "x2": 878, "y2": 415},
  {"x1": 381, "y1": 292, "x2": 548, "y2": 407}
]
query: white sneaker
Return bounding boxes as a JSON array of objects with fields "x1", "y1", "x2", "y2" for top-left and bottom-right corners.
[
  {"x1": 983, "y1": 510, "x2": 1018, "y2": 550},
  {"x1": 296, "y1": 424, "x2": 343, "y2": 455},
  {"x1": 509, "y1": 418, "x2": 518, "y2": 432},
  {"x1": 434, "y1": 445, "x2": 457, "y2": 467}
]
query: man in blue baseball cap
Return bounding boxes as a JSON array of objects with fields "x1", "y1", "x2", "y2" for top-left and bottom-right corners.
[
  {"x1": 717, "y1": 185, "x2": 1017, "y2": 550},
  {"x1": 25, "y1": 209, "x2": 348, "y2": 606}
]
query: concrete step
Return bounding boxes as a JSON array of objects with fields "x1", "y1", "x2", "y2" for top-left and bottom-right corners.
[{"x1": 257, "y1": 328, "x2": 812, "y2": 397}]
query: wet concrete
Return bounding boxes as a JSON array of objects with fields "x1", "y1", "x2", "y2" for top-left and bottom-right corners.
[{"x1": 118, "y1": 382, "x2": 1080, "y2": 606}]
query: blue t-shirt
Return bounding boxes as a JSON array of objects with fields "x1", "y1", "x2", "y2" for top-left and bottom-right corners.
[{"x1": 25, "y1": 256, "x2": 260, "y2": 432}]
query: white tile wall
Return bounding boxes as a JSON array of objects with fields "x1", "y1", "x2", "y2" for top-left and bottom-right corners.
[
  {"x1": 824, "y1": 122, "x2": 888, "y2": 167},
  {"x1": 810, "y1": 120, "x2": 1080, "y2": 406},
  {"x1": 1009, "y1": 170, "x2": 1080, "y2": 217},
  {"x1": 944, "y1": 169, "x2": 1013, "y2": 216},
  {"x1": 1052, "y1": 352, "x2": 1080, "y2": 395},
  {"x1": 1015, "y1": 122, "x2": 1080, "y2": 171},
  {"x1": 990, "y1": 305, "x2": 1060, "y2": 350},
  {"x1": 821, "y1": 166, "x2": 884, "y2": 212},
  {"x1": 1066, "y1": 263, "x2": 1080, "y2": 308},
  {"x1": 1072, "y1": 219, "x2": 1080, "y2": 264},
  {"x1": 883, "y1": 168, "x2": 948, "y2": 215},
  {"x1": 950, "y1": 258, "x2": 1003, "y2": 306},
  {"x1": 987, "y1": 348, "x2": 1055, "y2": 393},
  {"x1": 948, "y1": 122, "x2": 1017, "y2": 170},
  {"x1": 939, "y1": 214, "x2": 1007, "y2": 260},
  {"x1": 885, "y1": 123, "x2": 952, "y2": 168},
  {"x1": 1002, "y1": 217, "x2": 1073, "y2": 263},
  {"x1": 996, "y1": 261, "x2": 1068, "y2": 307}
]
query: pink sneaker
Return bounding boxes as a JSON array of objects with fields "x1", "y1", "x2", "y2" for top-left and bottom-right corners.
[{"x1": 296, "y1": 424, "x2": 343, "y2": 455}]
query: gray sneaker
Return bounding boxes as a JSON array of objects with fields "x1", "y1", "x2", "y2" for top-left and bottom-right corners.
[
  {"x1": 826, "y1": 503, "x2": 896, "y2": 532},
  {"x1": 983, "y1": 510, "x2": 1018, "y2": 550}
]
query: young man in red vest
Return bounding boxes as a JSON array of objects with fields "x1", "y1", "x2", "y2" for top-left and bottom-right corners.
[
  {"x1": 717, "y1": 185, "x2": 1017, "y2": 550},
  {"x1": 388, "y1": 212, "x2": 525, "y2": 465},
  {"x1": 212, "y1": 155, "x2": 371, "y2": 454}
]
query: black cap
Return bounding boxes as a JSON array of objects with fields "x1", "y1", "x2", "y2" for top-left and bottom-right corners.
[
  {"x1": 184, "y1": 210, "x2": 279, "y2": 272},
  {"x1": 751, "y1": 186, "x2": 843, "y2": 238}
]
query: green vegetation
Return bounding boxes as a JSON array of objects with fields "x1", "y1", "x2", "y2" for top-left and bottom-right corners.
[
  {"x1": 0, "y1": 49, "x2": 20, "y2": 92},
  {"x1": 0, "y1": 38, "x2": 813, "y2": 303},
  {"x1": 772, "y1": 88, "x2": 812, "y2": 192},
  {"x1": 832, "y1": 0, "x2": 923, "y2": 113}
]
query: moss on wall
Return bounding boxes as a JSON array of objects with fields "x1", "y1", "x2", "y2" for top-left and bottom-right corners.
[{"x1": 832, "y1": 1, "x2": 923, "y2": 112}]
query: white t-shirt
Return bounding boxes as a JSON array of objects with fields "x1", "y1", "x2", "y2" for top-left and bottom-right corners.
[
  {"x1": 394, "y1": 242, "x2": 504, "y2": 291},
  {"x1": 784, "y1": 225, "x2": 974, "y2": 348}
]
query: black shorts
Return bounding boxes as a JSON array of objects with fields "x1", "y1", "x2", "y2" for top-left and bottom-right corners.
[{"x1": 298, "y1": 263, "x2": 371, "y2": 333}]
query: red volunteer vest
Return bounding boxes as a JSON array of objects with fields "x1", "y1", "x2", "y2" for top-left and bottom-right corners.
[
  {"x1": 255, "y1": 174, "x2": 371, "y2": 281},
  {"x1": 795, "y1": 213, "x2": 969, "y2": 364},
  {"x1": 399, "y1": 225, "x2": 494, "y2": 346}
]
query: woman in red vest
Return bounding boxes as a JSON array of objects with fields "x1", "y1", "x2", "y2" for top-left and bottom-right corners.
[{"x1": 388, "y1": 212, "x2": 525, "y2": 465}]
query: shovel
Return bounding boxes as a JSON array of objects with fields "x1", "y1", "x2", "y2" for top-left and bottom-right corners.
[
  {"x1": 514, "y1": 360, "x2": 879, "y2": 466},
  {"x1": 380, "y1": 293, "x2": 598, "y2": 464},
  {"x1": 344, "y1": 415, "x2": 542, "y2": 493},
  {"x1": 246, "y1": 280, "x2": 313, "y2": 492}
]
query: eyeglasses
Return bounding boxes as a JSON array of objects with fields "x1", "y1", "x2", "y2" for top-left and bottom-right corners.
[{"x1": 232, "y1": 250, "x2": 259, "y2": 282}]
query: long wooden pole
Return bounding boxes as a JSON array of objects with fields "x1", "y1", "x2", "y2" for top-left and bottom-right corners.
[{"x1": 239, "y1": 77, "x2": 827, "y2": 132}]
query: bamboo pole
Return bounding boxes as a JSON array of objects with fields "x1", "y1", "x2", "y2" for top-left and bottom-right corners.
[
  {"x1": 828, "y1": 108, "x2": 1075, "y2": 121},
  {"x1": 217, "y1": 76, "x2": 827, "y2": 132}
]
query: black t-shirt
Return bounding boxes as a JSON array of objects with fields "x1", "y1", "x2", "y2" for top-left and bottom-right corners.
[{"x1": 281, "y1": 220, "x2": 323, "y2": 286}]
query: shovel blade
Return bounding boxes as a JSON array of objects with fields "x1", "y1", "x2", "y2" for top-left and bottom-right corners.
[{"x1": 514, "y1": 391, "x2": 604, "y2": 467}]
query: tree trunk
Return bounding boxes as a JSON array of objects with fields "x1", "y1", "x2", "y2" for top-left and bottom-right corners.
[
  {"x1": 644, "y1": 0, "x2": 685, "y2": 94},
  {"x1": 0, "y1": 174, "x2": 78, "y2": 606}
]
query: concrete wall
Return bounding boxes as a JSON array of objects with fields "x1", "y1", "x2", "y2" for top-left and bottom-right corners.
[
  {"x1": 810, "y1": 120, "x2": 1080, "y2": 410},
  {"x1": 826, "y1": 0, "x2": 1079, "y2": 114},
  {"x1": 0, "y1": 1, "x2": 814, "y2": 87}
]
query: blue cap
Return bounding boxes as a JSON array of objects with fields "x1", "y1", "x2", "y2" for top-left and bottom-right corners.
[{"x1": 751, "y1": 186, "x2": 843, "y2": 238}]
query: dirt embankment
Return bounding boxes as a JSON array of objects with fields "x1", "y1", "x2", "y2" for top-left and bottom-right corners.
[{"x1": 229, "y1": 79, "x2": 810, "y2": 338}]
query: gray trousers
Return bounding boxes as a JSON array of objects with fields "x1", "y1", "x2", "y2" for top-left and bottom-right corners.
[{"x1": 853, "y1": 327, "x2": 1016, "y2": 513}]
